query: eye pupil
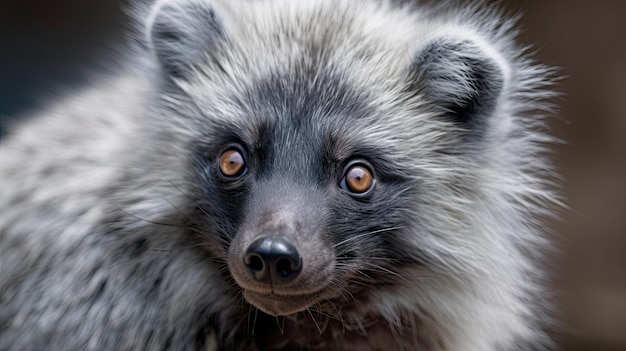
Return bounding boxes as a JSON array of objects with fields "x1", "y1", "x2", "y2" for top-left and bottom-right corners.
[
  {"x1": 219, "y1": 149, "x2": 246, "y2": 177},
  {"x1": 344, "y1": 165, "x2": 373, "y2": 194}
]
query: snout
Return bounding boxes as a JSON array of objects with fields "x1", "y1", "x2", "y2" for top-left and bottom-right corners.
[
  {"x1": 244, "y1": 236, "x2": 302, "y2": 284},
  {"x1": 228, "y1": 223, "x2": 335, "y2": 316}
]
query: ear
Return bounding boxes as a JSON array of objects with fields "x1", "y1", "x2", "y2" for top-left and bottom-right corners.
[
  {"x1": 147, "y1": 0, "x2": 228, "y2": 79},
  {"x1": 410, "y1": 35, "x2": 507, "y2": 136}
]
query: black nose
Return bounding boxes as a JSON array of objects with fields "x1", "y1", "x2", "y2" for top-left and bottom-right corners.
[{"x1": 244, "y1": 236, "x2": 302, "y2": 284}]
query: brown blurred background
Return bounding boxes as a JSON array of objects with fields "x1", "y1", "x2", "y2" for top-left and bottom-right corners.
[
  {"x1": 514, "y1": 1, "x2": 626, "y2": 350},
  {"x1": 1, "y1": 0, "x2": 625, "y2": 350}
]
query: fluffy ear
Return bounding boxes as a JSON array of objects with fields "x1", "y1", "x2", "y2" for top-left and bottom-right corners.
[
  {"x1": 410, "y1": 35, "x2": 507, "y2": 136},
  {"x1": 147, "y1": 0, "x2": 228, "y2": 79}
]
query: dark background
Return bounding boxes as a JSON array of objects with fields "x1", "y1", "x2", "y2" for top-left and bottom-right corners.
[{"x1": 1, "y1": 1, "x2": 625, "y2": 350}]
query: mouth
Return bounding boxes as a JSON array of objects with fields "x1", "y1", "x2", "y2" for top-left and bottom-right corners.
[{"x1": 243, "y1": 289, "x2": 325, "y2": 316}]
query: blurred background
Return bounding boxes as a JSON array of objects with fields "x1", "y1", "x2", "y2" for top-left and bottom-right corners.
[{"x1": 1, "y1": 0, "x2": 624, "y2": 350}]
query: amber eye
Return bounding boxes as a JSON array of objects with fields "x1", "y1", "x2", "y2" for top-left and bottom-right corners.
[
  {"x1": 341, "y1": 164, "x2": 374, "y2": 195},
  {"x1": 218, "y1": 149, "x2": 247, "y2": 178}
]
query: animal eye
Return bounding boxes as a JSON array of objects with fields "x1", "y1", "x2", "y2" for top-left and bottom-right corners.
[
  {"x1": 341, "y1": 163, "x2": 375, "y2": 195},
  {"x1": 218, "y1": 149, "x2": 247, "y2": 178}
]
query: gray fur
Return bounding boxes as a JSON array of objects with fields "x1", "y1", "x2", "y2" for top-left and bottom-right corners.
[{"x1": 0, "y1": 0, "x2": 559, "y2": 350}]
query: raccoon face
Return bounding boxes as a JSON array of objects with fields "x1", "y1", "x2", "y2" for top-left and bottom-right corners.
[
  {"x1": 149, "y1": 0, "x2": 507, "y2": 316},
  {"x1": 185, "y1": 71, "x2": 419, "y2": 316}
]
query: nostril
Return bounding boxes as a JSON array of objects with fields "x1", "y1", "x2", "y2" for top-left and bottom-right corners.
[
  {"x1": 275, "y1": 256, "x2": 301, "y2": 278},
  {"x1": 245, "y1": 253, "x2": 265, "y2": 272}
]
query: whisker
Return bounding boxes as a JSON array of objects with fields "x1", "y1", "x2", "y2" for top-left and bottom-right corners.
[
  {"x1": 247, "y1": 305, "x2": 258, "y2": 336},
  {"x1": 160, "y1": 172, "x2": 214, "y2": 218},
  {"x1": 275, "y1": 316, "x2": 285, "y2": 335},
  {"x1": 332, "y1": 226, "x2": 405, "y2": 249},
  {"x1": 324, "y1": 298, "x2": 345, "y2": 333},
  {"x1": 161, "y1": 196, "x2": 195, "y2": 225},
  {"x1": 306, "y1": 308, "x2": 324, "y2": 335},
  {"x1": 113, "y1": 204, "x2": 182, "y2": 228}
]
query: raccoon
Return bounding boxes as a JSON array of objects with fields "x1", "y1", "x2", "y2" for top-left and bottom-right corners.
[{"x1": 0, "y1": 0, "x2": 558, "y2": 350}]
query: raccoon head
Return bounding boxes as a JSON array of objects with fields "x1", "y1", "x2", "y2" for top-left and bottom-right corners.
[{"x1": 148, "y1": 0, "x2": 511, "y2": 317}]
